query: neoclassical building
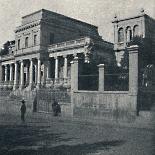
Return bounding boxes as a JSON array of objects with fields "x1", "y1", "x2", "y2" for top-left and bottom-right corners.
[{"x1": 0, "y1": 9, "x2": 114, "y2": 91}]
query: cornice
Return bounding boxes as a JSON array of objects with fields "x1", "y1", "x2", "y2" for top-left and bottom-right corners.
[{"x1": 15, "y1": 21, "x2": 41, "y2": 33}]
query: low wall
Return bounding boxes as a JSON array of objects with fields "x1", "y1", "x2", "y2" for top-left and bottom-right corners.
[{"x1": 73, "y1": 91, "x2": 137, "y2": 121}]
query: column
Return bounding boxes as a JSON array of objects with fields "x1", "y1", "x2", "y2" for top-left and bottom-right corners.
[
  {"x1": 54, "y1": 57, "x2": 58, "y2": 83},
  {"x1": 42, "y1": 63, "x2": 46, "y2": 86},
  {"x1": 37, "y1": 59, "x2": 41, "y2": 88},
  {"x1": 70, "y1": 56, "x2": 79, "y2": 92},
  {"x1": 26, "y1": 65, "x2": 29, "y2": 85},
  {"x1": 13, "y1": 61, "x2": 18, "y2": 90},
  {"x1": 4, "y1": 65, "x2": 8, "y2": 82},
  {"x1": 29, "y1": 59, "x2": 33, "y2": 89},
  {"x1": 10, "y1": 64, "x2": 13, "y2": 81},
  {"x1": 98, "y1": 64, "x2": 105, "y2": 92},
  {"x1": 46, "y1": 60, "x2": 50, "y2": 79},
  {"x1": 63, "y1": 56, "x2": 68, "y2": 83},
  {"x1": 20, "y1": 60, "x2": 24, "y2": 89}
]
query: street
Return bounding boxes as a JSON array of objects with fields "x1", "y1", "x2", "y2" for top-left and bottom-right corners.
[{"x1": 0, "y1": 111, "x2": 154, "y2": 155}]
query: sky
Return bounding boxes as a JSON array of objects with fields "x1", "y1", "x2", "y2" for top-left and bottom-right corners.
[{"x1": 0, "y1": 0, "x2": 154, "y2": 47}]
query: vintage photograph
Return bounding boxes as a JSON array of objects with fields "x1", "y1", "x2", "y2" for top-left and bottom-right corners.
[{"x1": 0, "y1": 0, "x2": 155, "y2": 154}]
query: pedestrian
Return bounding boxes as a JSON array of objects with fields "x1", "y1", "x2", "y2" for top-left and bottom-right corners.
[
  {"x1": 20, "y1": 99, "x2": 26, "y2": 122},
  {"x1": 52, "y1": 99, "x2": 61, "y2": 116}
]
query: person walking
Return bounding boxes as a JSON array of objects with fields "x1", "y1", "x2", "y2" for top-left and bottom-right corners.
[
  {"x1": 52, "y1": 99, "x2": 61, "y2": 116},
  {"x1": 20, "y1": 100, "x2": 26, "y2": 122}
]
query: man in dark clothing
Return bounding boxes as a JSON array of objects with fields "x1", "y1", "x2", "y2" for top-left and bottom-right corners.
[
  {"x1": 52, "y1": 99, "x2": 61, "y2": 116},
  {"x1": 20, "y1": 100, "x2": 26, "y2": 122}
]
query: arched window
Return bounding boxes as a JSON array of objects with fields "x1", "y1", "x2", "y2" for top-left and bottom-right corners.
[
  {"x1": 25, "y1": 37, "x2": 29, "y2": 48},
  {"x1": 133, "y1": 25, "x2": 139, "y2": 37},
  {"x1": 118, "y1": 28, "x2": 124, "y2": 42},
  {"x1": 126, "y1": 27, "x2": 132, "y2": 42}
]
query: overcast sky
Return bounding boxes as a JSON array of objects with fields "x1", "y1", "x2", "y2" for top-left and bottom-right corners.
[{"x1": 0, "y1": 0, "x2": 154, "y2": 46}]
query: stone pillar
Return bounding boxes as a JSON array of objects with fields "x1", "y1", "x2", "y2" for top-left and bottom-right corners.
[
  {"x1": 128, "y1": 45, "x2": 138, "y2": 94},
  {"x1": 10, "y1": 64, "x2": 13, "y2": 81},
  {"x1": 71, "y1": 56, "x2": 79, "y2": 92},
  {"x1": 63, "y1": 55, "x2": 68, "y2": 83},
  {"x1": 98, "y1": 64, "x2": 105, "y2": 92},
  {"x1": 29, "y1": 59, "x2": 33, "y2": 89},
  {"x1": 4, "y1": 65, "x2": 8, "y2": 82},
  {"x1": 20, "y1": 60, "x2": 24, "y2": 89},
  {"x1": 13, "y1": 62, "x2": 18, "y2": 90},
  {"x1": 127, "y1": 45, "x2": 139, "y2": 113},
  {"x1": 54, "y1": 57, "x2": 58, "y2": 83},
  {"x1": 37, "y1": 59, "x2": 41, "y2": 88}
]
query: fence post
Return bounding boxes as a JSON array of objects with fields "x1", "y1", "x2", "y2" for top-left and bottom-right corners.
[
  {"x1": 98, "y1": 64, "x2": 105, "y2": 92},
  {"x1": 127, "y1": 45, "x2": 139, "y2": 113}
]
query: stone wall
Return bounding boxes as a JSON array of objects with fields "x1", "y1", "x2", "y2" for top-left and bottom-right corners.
[{"x1": 73, "y1": 91, "x2": 136, "y2": 121}]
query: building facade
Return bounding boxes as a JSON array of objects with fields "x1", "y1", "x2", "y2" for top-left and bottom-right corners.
[
  {"x1": 113, "y1": 9, "x2": 155, "y2": 67},
  {"x1": 0, "y1": 9, "x2": 114, "y2": 91}
]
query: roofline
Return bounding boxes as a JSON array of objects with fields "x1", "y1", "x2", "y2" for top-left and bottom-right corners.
[
  {"x1": 112, "y1": 13, "x2": 147, "y2": 23},
  {"x1": 22, "y1": 9, "x2": 98, "y2": 29}
]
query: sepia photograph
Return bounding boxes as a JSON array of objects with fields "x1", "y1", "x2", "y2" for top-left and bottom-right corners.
[{"x1": 0, "y1": 0, "x2": 155, "y2": 154}]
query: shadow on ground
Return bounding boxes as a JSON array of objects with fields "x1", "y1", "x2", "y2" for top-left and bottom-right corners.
[
  {"x1": 4, "y1": 140, "x2": 125, "y2": 155},
  {"x1": 0, "y1": 124, "x2": 74, "y2": 155},
  {"x1": 0, "y1": 124, "x2": 125, "y2": 155}
]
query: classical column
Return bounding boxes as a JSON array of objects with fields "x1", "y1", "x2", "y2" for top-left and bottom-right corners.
[
  {"x1": 54, "y1": 57, "x2": 58, "y2": 83},
  {"x1": 26, "y1": 65, "x2": 29, "y2": 85},
  {"x1": 98, "y1": 64, "x2": 105, "y2": 92},
  {"x1": 13, "y1": 61, "x2": 18, "y2": 90},
  {"x1": 71, "y1": 56, "x2": 79, "y2": 92},
  {"x1": 29, "y1": 59, "x2": 33, "y2": 89},
  {"x1": 4, "y1": 65, "x2": 8, "y2": 82},
  {"x1": 47, "y1": 60, "x2": 50, "y2": 79},
  {"x1": 10, "y1": 64, "x2": 13, "y2": 81},
  {"x1": 63, "y1": 55, "x2": 68, "y2": 83},
  {"x1": 20, "y1": 60, "x2": 24, "y2": 89},
  {"x1": 37, "y1": 59, "x2": 41, "y2": 88}
]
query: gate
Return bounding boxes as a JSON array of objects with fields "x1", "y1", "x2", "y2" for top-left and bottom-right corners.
[{"x1": 36, "y1": 89, "x2": 71, "y2": 113}]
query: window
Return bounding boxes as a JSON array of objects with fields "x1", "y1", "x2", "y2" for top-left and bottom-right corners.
[
  {"x1": 50, "y1": 33, "x2": 54, "y2": 44},
  {"x1": 25, "y1": 37, "x2": 29, "y2": 48},
  {"x1": 133, "y1": 25, "x2": 139, "y2": 37},
  {"x1": 118, "y1": 28, "x2": 124, "y2": 42},
  {"x1": 17, "y1": 39, "x2": 20, "y2": 50},
  {"x1": 126, "y1": 27, "x2": 132, "y2": 42},
  {"x1": 34, "y1": 35, "x2": 37, "y2": 46}
]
